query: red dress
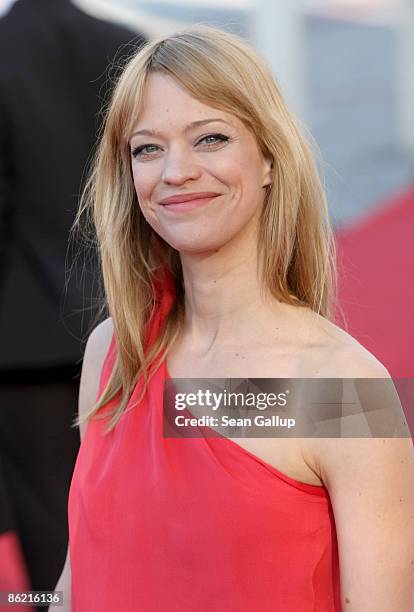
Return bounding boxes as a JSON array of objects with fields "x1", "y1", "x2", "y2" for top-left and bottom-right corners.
[{"x1": 68, "y1": 265, "x2": 342, "y2": 611}]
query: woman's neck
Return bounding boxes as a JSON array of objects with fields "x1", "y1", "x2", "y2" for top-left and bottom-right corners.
[{"x1": 178, "y1": 234, "x2": 282, "y2": 351}]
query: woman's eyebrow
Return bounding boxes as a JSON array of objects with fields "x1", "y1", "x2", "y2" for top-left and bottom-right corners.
[{"x1": 130, "y1": 118, "x2": 232, "y2": 139}]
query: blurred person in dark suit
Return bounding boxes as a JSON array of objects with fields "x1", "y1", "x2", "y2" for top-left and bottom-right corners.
[{"x1": 0, "y1": 0, "x2": 147, "y2": 601}]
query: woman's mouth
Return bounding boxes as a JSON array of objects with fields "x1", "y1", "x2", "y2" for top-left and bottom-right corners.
[{"x1": 160, "y1": 195, "x2": 220, "y2": 212}]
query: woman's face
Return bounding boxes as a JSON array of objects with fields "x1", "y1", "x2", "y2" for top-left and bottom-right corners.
[{"x1": 129, "y1": 72, "x2": 272, "y2": 253}]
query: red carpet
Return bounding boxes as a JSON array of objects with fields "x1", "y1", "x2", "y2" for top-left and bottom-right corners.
[
  {"x1": 334, "y1": 187, "x2": 414, "y2": 432},
  {"x1": 335, "y1": 186, "x2": 414, "y2": 377}
]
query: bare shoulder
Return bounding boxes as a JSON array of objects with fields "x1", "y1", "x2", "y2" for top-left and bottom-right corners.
[
  {"x1": 84, "y1": 317, "x2": 114, "y2": 362},
  {"x1": 78, "y1": 317, "x2": 114, "y2": 439},
  {"x1": 298, "y1": 307, "x2": 390, "y2": 378},
  {"x1": 303, "y1": 313, "x2": 412, "y2": 492},
  {"x1": 295, "y1": 308, "x2": 394, "y2": 482}
]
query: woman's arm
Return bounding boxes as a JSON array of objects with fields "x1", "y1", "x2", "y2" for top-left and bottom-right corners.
[
  {"x1": 311, "y1": 352, "x2": 414, "y2": 611},
  {"x1": 77, "y1": 317, "x2": 114, "y2": 440},
  {"x1": 51, "y1": 317, "x2": 114, "y2": 611}
]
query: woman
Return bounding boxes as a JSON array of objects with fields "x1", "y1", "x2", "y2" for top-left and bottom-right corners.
[{"x1": 60, "y1": 25, "x2": 414, "y2": 611}]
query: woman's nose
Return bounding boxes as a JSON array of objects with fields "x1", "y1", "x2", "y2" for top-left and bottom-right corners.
[{"x1": 161, "y1": 146, "x2": 202, "y2": 185}]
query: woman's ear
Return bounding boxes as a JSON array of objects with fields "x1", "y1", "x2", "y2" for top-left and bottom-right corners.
[{"x1": 262, "y1": 156, "x2": 273, "y2": 188}]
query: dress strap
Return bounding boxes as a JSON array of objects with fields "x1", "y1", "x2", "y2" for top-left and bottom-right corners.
[
  {"x1": 97, "y1": 264, "x2": 177, "y2": 400},
  {"x1": 144, "y1": 263, "x2": 177, "y2": 354},
  {"x1": 96, "y1": 333, "x2": 117, "y2": 402}
]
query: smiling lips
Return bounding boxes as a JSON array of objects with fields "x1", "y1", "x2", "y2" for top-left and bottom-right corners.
[{"x1": 159, "y1": 192, "x2": 221, "y2": 211}]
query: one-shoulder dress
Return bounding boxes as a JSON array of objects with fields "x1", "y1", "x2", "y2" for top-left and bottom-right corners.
[{"x1": 68, "y1": 265, "x2": 342, "y2": 611}]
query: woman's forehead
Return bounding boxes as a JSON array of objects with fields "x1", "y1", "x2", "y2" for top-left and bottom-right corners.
[{"x1": 130, "y1": 72, "x2": 237, "y2": 131}]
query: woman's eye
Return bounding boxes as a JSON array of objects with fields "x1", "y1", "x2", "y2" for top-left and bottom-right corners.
[
  {"x1": 130, "y1": 133, "x2": 229, "y2": 159},
  {"x1": 197, "y1": 133, "x2": 229, "y2": 146},
  {"x1": 131, "y1": 143, "x2": 159, "y2": 158}
]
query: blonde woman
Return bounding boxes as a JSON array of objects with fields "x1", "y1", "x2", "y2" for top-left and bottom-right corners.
[{"x1": 57, "y1": 25, "x2": 414, "y2": 611}]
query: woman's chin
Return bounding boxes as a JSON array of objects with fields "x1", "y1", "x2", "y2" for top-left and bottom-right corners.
[{"x1": 166, "y1": 239, "x2": 226, "y2": 256}]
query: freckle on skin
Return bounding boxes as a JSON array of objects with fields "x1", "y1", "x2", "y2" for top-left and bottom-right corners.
[{"x1": 345, "y1": 597, "x2": 351, "y2": 604}]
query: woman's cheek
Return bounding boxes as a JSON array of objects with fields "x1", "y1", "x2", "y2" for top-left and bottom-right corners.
[{"x1": 138, "y1": 200, "x2": 156, "y2": 225}]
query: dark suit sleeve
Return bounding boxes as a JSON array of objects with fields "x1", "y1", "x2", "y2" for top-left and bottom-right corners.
[{"x1": 0, "y1": 88, "x2": 13, "y2": 282}]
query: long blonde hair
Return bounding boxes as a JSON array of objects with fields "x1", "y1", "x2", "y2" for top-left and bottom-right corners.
[{"x1": 73, "y1": 24, "x2": 339, "y2": 434}]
